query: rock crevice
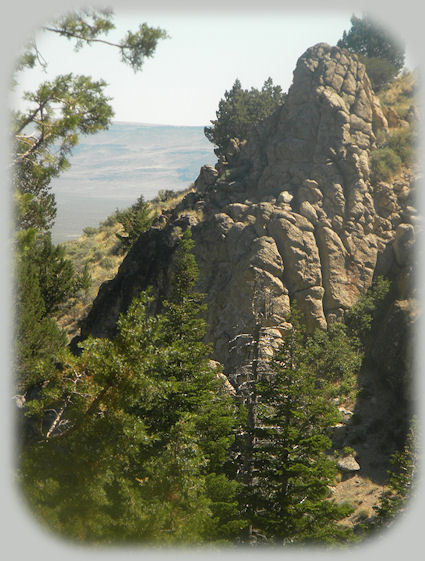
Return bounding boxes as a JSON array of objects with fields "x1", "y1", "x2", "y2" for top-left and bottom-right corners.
[{"x1": 79, "y1": 43, "x2": 415, "y2": 390}]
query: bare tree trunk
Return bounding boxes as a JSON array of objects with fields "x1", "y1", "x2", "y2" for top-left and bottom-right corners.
[{"x1": 243, "y1": 321, "x2": 261, "y2": 544}]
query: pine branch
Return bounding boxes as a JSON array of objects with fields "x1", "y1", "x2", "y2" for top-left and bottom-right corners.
[{"x1": 43, "y1": 26, "x2": 123, "y2": 49}]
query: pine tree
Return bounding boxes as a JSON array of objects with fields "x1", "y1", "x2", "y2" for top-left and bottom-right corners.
[
  {"x1": 369, "y1": 420, "x2": 417, "y2": 531},
  {"x1": 19, "y1": 231, "x2": 243, "y2": 544},
  {"x1": 115, "y1": 195, "x2": 155, "y2": 251},
  {"x1": 337, "y1": 15, "x2": 405, "y2": 91},
  {"x1": 240, "y1": 310, "x2": 356, "y2": 545},
  {"x1": 204, "y1": 77, "x2": 286, "y2": 156},
  {"x1": 15, "y1": 238, "x2": 67, "y2": 396},
  {"x1": 15, "y1": 230, "x2": 90, "y2": 398},
  {"x1": 13, "y1": 9, "x2": 167, "y2": 406}
]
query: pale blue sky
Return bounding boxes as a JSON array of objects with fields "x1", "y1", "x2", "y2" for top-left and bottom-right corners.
[
  {"x1": 10, "y1": 6, "x2": 416, "y2": 127},
  {"x1": 11, "y1": 10, "x2": 365, "y2": 126}
]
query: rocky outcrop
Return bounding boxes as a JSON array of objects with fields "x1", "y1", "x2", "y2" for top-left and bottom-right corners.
[{"x1": 79, "y1": 43, "x2": 416, "y2": 393}]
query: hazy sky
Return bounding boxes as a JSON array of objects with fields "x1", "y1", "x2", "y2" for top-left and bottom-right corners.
[
  {"x1": 10, "y1": 10, "x2": 365, "y2": 126},
  {"x1": 10, "y1": 5, "x2": 417, "y2": 127}
]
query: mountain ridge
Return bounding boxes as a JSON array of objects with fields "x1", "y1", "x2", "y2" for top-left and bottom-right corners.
[
  {"x1": 79, "y1": 43, "x2": 416, "y2": 351},
  {"x1": 72, "y1": 46, "x2": 416, "y2": 497}
]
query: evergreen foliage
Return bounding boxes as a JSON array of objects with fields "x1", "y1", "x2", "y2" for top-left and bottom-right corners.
[
  {"x1": 363, "y1": 421, "x2": 417, "y2": 533},
  {"x1": 32, "y1": 235, "x2": 90, "y2": 315},
  {"x1": 115, "y1": 195, "x2": 155, "y2": 251},
  {"x1": 204, "y1": 77, "x2": 286, "y2": 156},
  {"x1": 14, "y1": 230, "x2": 89, "y2": 394},
  {"x1": 43, "y1": 9, "x2": 168, "y2": 72},
  {"x1": 238, "y1": 309, "x2": 359, "y2": 545},
  {"x1": 373, "y1": 422, "x2": 416, "y2": 524},
  {"x1": 14, "y1": 12, "x2": 416, "y2": 547},
  {"x1": 303, "y1": 322, "x2": 363, "y2": 401},
  {"x1": 13, "y1": 73, "x2": 114, "y2": 232},
  {"x1": 345, "y1": 276, "x2": 391, "y2": 341},
  {"x1": 13, "y1": 11, "x2": 167, "y2": 233},
  {"x1": 337, "y1": 15, "x2": 405, "y2": 91},
  {"x1": 19, "y1": 231, "x2": 243, "y2": 543},
  {"x1": 13, "y1": 9, "x2": 167, "y2": 411},
  {"x1": 18, "y1": 246, "x2": 407, "y2": 546},
  {"x1": 15, "y1": 248, "x2": 67, "y2": 395}
]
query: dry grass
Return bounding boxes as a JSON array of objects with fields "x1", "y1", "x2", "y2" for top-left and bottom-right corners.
[
  {"x1": 55, "y1": 185, "x2": 195, "y2": 341},
  {"x1": 331, "y1": 474, "x2": 385, "y2": 528},
  {"x1": 55, "y1": 217, "x2": 126, "y2": 340},
  {"x1": 378, "y1": 70, "x2": 417, "y2": 120},
  {"x1": 151, "y1": 185, "x2": 194, "y2": 213}
]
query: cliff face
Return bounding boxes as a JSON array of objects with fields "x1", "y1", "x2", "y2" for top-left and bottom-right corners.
[{"x1": 79, "y1": 44, "x2": 415, "y2": 393}]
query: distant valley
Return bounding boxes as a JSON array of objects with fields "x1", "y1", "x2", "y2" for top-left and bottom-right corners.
[{"x1": 51, "y1": 122, "x2": 215, "y2": 243}]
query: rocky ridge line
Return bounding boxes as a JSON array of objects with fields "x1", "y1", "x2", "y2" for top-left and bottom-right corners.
[{"x1": 79, "y1": 43, "x2": 416, "y2": 391}]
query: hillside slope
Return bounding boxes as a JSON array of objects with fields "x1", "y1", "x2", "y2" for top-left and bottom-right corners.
[
  {"x1": 79, "y1": 43, "x2": 416, "y2": 371},
  {"x1": 57, "y1": 189, "x2": 192, "y2": 340},
  {"x1": 68, "y1": 44, "x2": 417, "y2": 522}
]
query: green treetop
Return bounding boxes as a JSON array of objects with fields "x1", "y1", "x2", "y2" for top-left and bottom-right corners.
[
  {"x1": 239, "y1": 309, "x2": 358, "y2": 545},
  {"x1": 337, "y1": 14, "x2": 405, "y2": 91},
  {"x1": 115, "y1": 195, "x2": 155, "y2": 251},
  {"x1": 204, "y1": 77, "x2": 286, "y2": 157},
  {"x1": 13, "y1": 8, "x2": 168, "y2": 233},
  {"x1": 19, "y1": 231, "x2": 243, "y2": 544}
]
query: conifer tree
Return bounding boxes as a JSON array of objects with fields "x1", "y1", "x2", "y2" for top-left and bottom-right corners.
[
  {"x1": 204, "y1": 77, "x2": 285, "y2": 156},
  {"x1": 368, "y1": 420, "x2": 417, "y2": 531},
  {"x1": 15, "y1": 249, "x2": 66, "y2": 396},
  {"x1": 13, "y1": 9, "x2": 168, "y2": 407},
  {"x1": 240, "y1": 310, "x2": 356, "y2": 545},
  {"x1": 337, "y1": 15, "x2": 405, "y2": 91},
  {"x1": 20, "y1": 231, "x2": 242, "y2": 544},
  {"x1": 115, "y1": 195, "x2": 155, "y2": 251},
  {"x1": 15, "y1": 231, "x2": 89, "y2": 397}
]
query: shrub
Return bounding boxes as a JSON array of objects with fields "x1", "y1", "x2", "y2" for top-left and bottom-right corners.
[
  {"x1": 92, "y1": 249, "x2": 103, "y2": 261},
  {"x1": 370, "y1": 122, "x2": 415, "y2": 183},
  {"x1": 345, "y1": 277, "x2": 390, "y2": 342},
  {"x1": 378, "y1": 71, "x2": 416, "y2": 120},
  {"x1": 115, "y1": 195, "x2": 154, "y2": 250},
  {"x1": 370, "y1": 146, "x2": 401, "y2": 182},
  {"x1": 110, "y1": 240, "x2": 124, "y2": 256},
  {"x1": 356, "y1": 508, "x2": 370, "y2": 521},
  {"x1": 99, "y1": 256, "x2": 115, "y2": 269},
  {"x1": 387, "y1": 128, "x2": 414, "y2": 165},
  {"x1": 85, "y1": 249, "x2": 99, "y2": 264},
  {"x1": 83, "y1": 226, "x2": 98, "y2": 236},
  {"x1": 343, "y1": 446, "x2": 356, "y2": 457},
  {"x1": 100, "y1": 213, "x2": 118, "y2": 228},
  {"x1": 154, "y1": 189, "x2": 178, "y2": 203}
]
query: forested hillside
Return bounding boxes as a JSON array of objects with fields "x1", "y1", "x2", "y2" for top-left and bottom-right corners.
[{"x1": 12, "y1": 10, "x2": 417, "y2": 547}]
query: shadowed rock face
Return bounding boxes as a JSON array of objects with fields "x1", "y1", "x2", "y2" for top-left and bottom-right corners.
[{"x1": 79, "y1": 44, "x2": 415, "y2": 389}]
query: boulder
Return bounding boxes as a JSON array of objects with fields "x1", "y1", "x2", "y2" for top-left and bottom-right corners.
[
  {"x1": 194, "y1": 164, "x2": 218, "y2": 193},
  {"x1": 337, "y1": 455, "x2": 360, "y2": 473}
]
